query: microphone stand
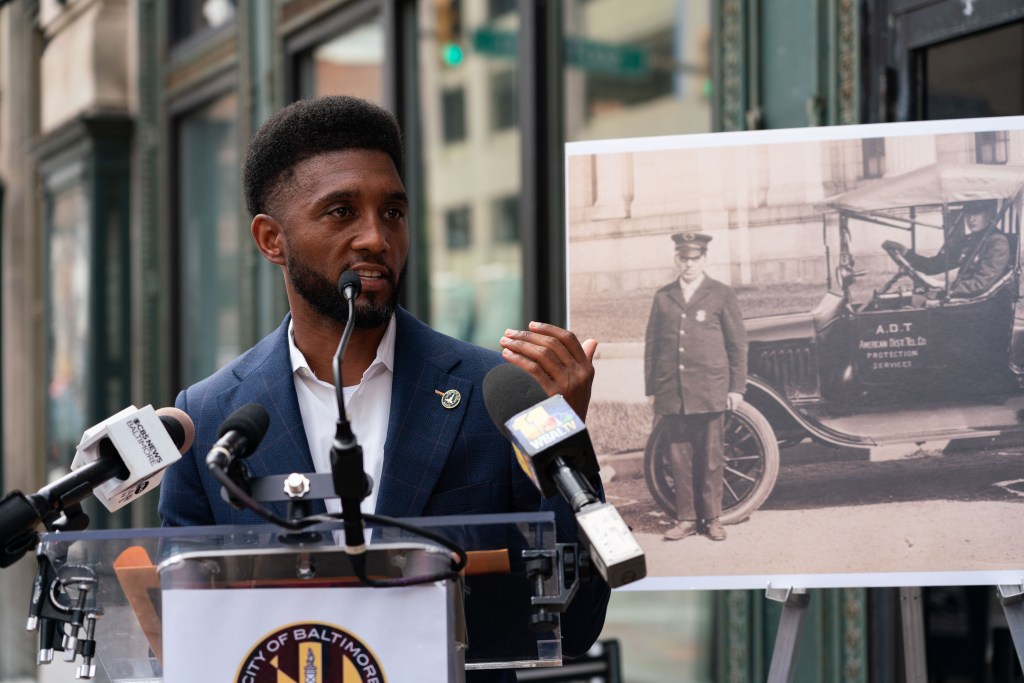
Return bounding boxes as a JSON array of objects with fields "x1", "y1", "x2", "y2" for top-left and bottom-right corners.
[
  {"x1": 0, "y1": 442, "x2": 126, "y2": 568},
  {"x1": 330, "y1": 273, "x2": 373, "y2": 563}
]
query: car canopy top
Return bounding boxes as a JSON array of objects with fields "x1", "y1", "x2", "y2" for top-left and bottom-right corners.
[{"x1": 825, "y1": 162, "x2": 1024, "y2": 213}]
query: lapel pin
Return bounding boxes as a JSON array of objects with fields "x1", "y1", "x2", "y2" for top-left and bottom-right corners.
[{"x1": 435, "y1": 389, "x2": 462, "y2": 409}]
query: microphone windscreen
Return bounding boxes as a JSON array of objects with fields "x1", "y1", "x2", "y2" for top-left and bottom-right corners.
[
  {"x1": 156, "y1": 407, "x2": 196, "y2": 454},
  {"x1": 337, "y1": 270, "x2": 362, "y2": 298},
  {"x1": 482, "y1": 363, "x2": 549, "y2": 435},
  {"x1": 217, "y1": 403, "x2": 270, "y2": 454}
]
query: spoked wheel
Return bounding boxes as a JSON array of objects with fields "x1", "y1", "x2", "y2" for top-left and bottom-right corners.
[{"x1": 643, "y1": 402, "x2": 780, "y2": 524}]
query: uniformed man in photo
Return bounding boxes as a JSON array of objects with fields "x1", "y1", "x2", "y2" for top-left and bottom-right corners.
[
  {"x1": 644, "y1": 232, "x2": 748, "y2": 541},
  {"x1": 882, "y1": 198, "x2": 1010, "y2": 298}
]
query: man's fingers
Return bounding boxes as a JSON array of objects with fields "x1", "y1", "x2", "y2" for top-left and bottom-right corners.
[
  {"x1": 500, "y1": 348, "x2": 559, "y2": 394},
  {"x1": 581, "y1": 338, "x2": 598, "y2": 362},
  {"x1": 528, "y1": 321, "x2": 589, "y2": 364},
  {"x1": 499, "y1": 322, "x2": 597, "y2": 421},
  {"x1": 500, "y1": 325, "x2": 576, "y2": 381}
]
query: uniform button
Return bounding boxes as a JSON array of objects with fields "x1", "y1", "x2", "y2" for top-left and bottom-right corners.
[
  {"x1": 679, "y1": 330, "x2": 685, "y2": 335},
  {"x1": 681, "y1": 314, "x2": 687, "y2": 319},
  {"x1": 679, "y1": 347, "x2": 685, "y2": 353},
  {"x1": 678, "y1": 364, "x2": 685, "y2": 370}
]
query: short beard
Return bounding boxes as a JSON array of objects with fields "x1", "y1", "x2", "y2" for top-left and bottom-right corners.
[{"x1": 287, "y1": 255, "x2": 404, "y2": 329}]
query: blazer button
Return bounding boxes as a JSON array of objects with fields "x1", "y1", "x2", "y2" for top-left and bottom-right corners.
[
  {"x1": 678, "y1": 364, "x2": 685, "y2": 370},
  {"x1": 679, "y1": 347, "x2": 684, "y2": 353}
]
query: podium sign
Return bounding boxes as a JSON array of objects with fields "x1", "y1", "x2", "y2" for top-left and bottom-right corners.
[
  {"x1": 30, "y1": 513, "x2": 561, "y2": 681},
  {"x1": 164, "y1": 584, "x2": 450, "y2": 681},
  {"x1": 159, "y1": 543, "x2": 459, "y2": 682}
]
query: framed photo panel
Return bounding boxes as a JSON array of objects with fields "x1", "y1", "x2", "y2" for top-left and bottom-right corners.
[{"x1": 567, "y1": 116, "x2": 1024, "y2": 589}]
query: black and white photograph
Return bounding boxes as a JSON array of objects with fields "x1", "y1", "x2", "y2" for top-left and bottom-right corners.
[{"x1": 567, "y1": 117, "x2": 1024, "y2": 588}]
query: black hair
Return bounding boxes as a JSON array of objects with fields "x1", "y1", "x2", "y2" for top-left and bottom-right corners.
[{"x1": 242, "y1": 95, "x2": 403, "y2": 217}]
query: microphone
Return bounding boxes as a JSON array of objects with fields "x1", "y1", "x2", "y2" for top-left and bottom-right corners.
[
  {"x1": 0, "y1": 407, "x2": 195, "y2": 568},
  {"x1": 331, "y1": 269, "x2": 371, "y2": 554},
  {"x1": 206, "y1": 403, "x2": 270, "y2": 511},
  {"x1": 338, "y1": 269, "x2": 362, "y2": 303},
  {"x1": 72, "y1": 406, "x2": 195, "y2": 513},
  {"x1": 483, "y1": 363, "x2": 646, "y2": 588},
  {"x1": 205, "y1": 403, "x2": 270, "y2": 469}
]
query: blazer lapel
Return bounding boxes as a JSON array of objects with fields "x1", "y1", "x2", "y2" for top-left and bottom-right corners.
[
  {"x1": 685, "y1": 277, "x2": 713, "y2": 309},
  {"x1": 375, "y1": 309, "x2": 470, "y2": 518},
  {"x1": 230, "y1": 315, "x2": 322, "y2": 518},
  {"x1": 667, "y1": 281, "x2": 686, "y2": 312}
]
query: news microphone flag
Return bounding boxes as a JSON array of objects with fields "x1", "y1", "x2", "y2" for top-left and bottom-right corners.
[
  {"x1": 504, "y1": 394, "x2": 586, "y2": 497},
  {"x1": 71, "y1": 405, "x2": 184, "y2": 512}
]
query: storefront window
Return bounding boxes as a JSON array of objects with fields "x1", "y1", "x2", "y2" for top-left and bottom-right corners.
[
  {"x1": 45, "y1": 171, "x2": 90, "y2": 478},
  {"x1": 170, "y1": 0, "x2": 237, "y2": 45},
  {"x1": 294, "y1": 16, "x2": 385, "y2": 102},
  {"x1": 419, "y1": 1, "x2": 522, "y2": 347},
  {"x1": 564, "y1": 0, "x2": 713, "y2": 141},
  {"x1": 923, "y1": 21, "x2": 1024, "y2": 120},
  {"x1": 177, "y1": 92, "x2": 242, "y2": 385}
]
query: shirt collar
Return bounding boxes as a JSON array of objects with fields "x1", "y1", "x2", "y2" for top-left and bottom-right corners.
[
  {"x1": 288, "y1": 315, "x2": 397, "y2": 384},
  {"x1": 679, "y1": 273, "x2": 705, "y2": 294}
]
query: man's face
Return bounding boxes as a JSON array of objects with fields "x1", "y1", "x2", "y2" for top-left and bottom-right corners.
[
  {"x1": 675, "y1": 252, "x2": 706, "y2": 283},
  {"x1": 964, "y1": 206, "x2": 996, "y2": 233},
  {"x1": 272, "y1": 149, "x2": 409, "y2": 328}
]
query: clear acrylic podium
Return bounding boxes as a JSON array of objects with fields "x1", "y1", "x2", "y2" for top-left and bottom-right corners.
[{"x1": 31, "y1": 511, "x2": 564, "y2": 682}]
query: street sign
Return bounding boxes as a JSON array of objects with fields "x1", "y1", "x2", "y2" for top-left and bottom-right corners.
[{"x1": 472, "y1": 27, "x2": 650, "y2": 78}]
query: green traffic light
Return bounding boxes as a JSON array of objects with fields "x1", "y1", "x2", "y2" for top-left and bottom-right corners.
[{"x1": 442, "y1": 42, "x2": 464, "y2": 66}]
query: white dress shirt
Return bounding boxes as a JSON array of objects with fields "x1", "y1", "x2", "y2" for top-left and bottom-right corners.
[{"x1": 288, "y1": 316, "x2": 395, "y2": 517}]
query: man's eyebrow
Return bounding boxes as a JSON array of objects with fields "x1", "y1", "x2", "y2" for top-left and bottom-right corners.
[{"x1": 314, "y1": 189, "x2": 409, "y2": 205}]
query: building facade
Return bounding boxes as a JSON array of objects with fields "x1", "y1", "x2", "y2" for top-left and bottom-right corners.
[{"x1": 1, "y1": 0, "x2": 1022, "y2": 680}]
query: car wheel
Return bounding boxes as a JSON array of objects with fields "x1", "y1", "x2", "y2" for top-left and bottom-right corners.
[{"x1": 643, "y1": 402, "x2": 780, "y2": 524}]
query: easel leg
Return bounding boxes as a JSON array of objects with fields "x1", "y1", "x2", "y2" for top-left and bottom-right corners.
[
  {"x1": 899, "y1": 587, "x2": 927, "y2": 683},
  {"x1": 998, "y1": 584, "x2": 1024, "y2": 672},
  {"x1": 765, "y1": 587, "x2": 810, "y2": 683}
]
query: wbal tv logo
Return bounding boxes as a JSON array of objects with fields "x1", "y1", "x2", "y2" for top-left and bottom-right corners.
[{"x1": 236, "y1": 622, "x2": 385, "y2": 682}]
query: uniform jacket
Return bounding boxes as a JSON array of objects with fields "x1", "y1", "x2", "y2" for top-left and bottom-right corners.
[
  {"x1": 905, "y1": 225, "x2": 1010, "y2": 297},
  {"x1": 157, "y1": 308, "x2": 609, "y2": 676},
  {"x1": 644, "y1": 276, "x2": 748, "y2": 416}
]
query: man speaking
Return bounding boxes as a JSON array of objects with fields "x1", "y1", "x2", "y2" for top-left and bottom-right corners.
[
  {"x1": 158, "y1": 95, "x2": 609, "y2": 681},
  {"x1": 644, "y1": 232, "x2": 748, "y2": 542}
]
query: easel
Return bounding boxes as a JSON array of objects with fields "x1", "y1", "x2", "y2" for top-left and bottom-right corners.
[
  {"x1": 764, "y1": 583, "x2": 1024, "y2": 682},
  {"x1": 765, "y1": 585, "x2": 810, "y2": 683},
  {"x1": 998, "y1": 583, "x2": 1024, "y2": 671}
]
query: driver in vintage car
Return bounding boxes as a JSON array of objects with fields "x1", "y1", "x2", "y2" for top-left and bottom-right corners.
[{"x1": 881, "y1": 198, "x2": 1010, "y2": 299}]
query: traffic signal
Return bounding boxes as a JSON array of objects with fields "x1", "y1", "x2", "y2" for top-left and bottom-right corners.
[{"x1": 437, "y1": 0, "x2": 463, "y2": 67}]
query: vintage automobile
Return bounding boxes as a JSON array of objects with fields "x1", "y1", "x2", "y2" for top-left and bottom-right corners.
[{"x1": 644, "y1": 162, "x2": 1024, "y2": 524}]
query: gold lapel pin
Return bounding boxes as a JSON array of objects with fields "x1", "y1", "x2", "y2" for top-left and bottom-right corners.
[{"x1": 435, "y1": 389, "x2": 461, "y2": 409}]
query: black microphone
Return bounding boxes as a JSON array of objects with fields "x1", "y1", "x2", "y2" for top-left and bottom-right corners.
[
  {"x1": 483, "y1": 363, "x2": 646, "y2": 588},
  {"x1": 482, "y1": 363, "x2": 599, "y2": 502},
  {"x1": 338, "y1": 269, "x2": 362, "y2": 303},
  {"x1": 331, "y1": 269, "x2": 371, "y2": 553},
  {"x1": 0, "y1": 409, "x2": 195, "y2": 569},
  {"x1": 205, "y1": 403, "x2": 270, "y2": 469}
]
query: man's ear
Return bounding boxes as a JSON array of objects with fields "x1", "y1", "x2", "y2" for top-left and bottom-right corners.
[{"x1": 252, "y1": 214, "x2": 286, "y2": 266}]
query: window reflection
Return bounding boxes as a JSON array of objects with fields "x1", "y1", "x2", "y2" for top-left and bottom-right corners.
[
  {"x1": 46, "y1": 178, "x2": 90, "y2": 475},
  {"x1": 296, "y1": 18, "x2": 385, "y2": 103},
  {"x1": 170, "y1": 0, "x2": 236, "y2": 45},
  {"x1": 564, "y1": 0, "x2": 712, "y2": 141},
  {"x1": 420, "y1": 1, "x2": 522, "y2": 348},
  {"x1": 177, "y1": 92, "x2": 241, "y2": 385}
]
